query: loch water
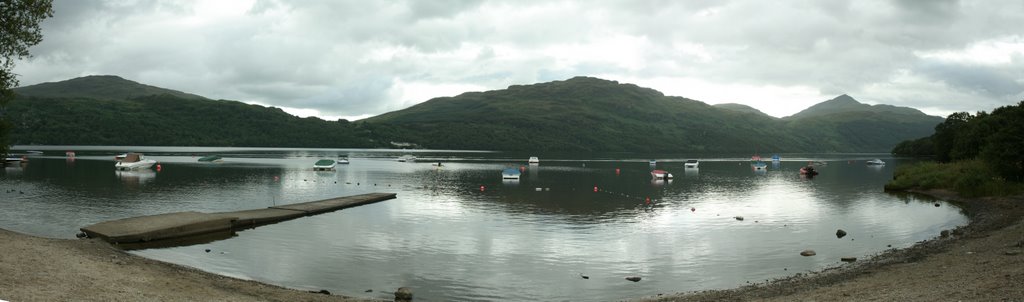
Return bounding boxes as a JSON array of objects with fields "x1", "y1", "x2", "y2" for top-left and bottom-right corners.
[{"x1": 0, "y1": 146, "x2": 966, "y2": 301}]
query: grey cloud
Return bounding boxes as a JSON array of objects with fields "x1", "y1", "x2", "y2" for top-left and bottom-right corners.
[{"x1": 13, "y1": 0, "x2": 1024, "y2": 120}]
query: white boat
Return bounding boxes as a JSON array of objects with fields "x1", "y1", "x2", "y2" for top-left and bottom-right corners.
[
  {"x1": 197, "y1": 155, "x2": 223, "y2": 163},
  {"x1": 866, "y1": 159, "x2": 886, "y2": 165},
  {"x1": 528, "y1": 156, "x2": 540, "y2": 164},
  {"x1": 314, "y1": 159, "x2": 337, "y2": 171},
  {"x1": 684, "y1": 159, "x2": 699, "y2": 168},
  {"x1": 338, "y1": 157, "x2": 350, "y2": 164},
  {"x1": 397, "y1": 155, "x2": 417, "y2": 162},
  {"x1": 502, "y1": 168, "x2": 522, "y2": 179},
  {"x1": 4, "y1": 156, "x2": 26, "y2": 166},
  {"x1": 114, "y1": 153, "x2": 128, "y2": 161},
  {"x1": 651, "y1": 169, "x2": 673, "y2": 180},
  {"x1": 114, "y1": 153, "x2": 156, "y2": 171},
  {"x1": 649, "y1": 159, "x2": 657, "y2": 166}
]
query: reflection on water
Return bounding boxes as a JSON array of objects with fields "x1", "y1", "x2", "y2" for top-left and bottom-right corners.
[{"x1": 0, "y1": 148, "x2": 967, "y2": 301}]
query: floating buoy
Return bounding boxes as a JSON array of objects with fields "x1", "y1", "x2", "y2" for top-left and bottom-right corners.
[
  {"x1": 615, "y1": 168, "x2": 620, "y2": 175},
  {"x1": 156, "y1": 164, "x2": 162, "y2": 172},
  {"x1": 274, "y1": 176, "x2": 280, "y2": 181},
  {"x1": 645, "y1": 197, "x2": 650, "y2": 204},
  {"x1": 520, "y1": 166, "x2": 525, "y2": 172},
  {"x1": 691, "y1": 207, "x2": 696, "y2": 212},
  {"x1": 480, "y1": 185, "x2": 485, "y2": 192},
  {"x1": 593, "y1": 186, "x2": 598, "y2": 192}
]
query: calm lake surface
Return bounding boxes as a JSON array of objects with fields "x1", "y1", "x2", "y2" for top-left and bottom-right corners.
[{"x1": 1, "y1": 146, "x2": 966, "y2": 301}]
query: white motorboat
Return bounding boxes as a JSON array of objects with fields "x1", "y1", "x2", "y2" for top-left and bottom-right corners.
[
  {"x1": 866, "y1": 159, "x2": 886, "y2": 165},
  {"x1": 397, "y1": 155, "x2": 417, "y2": 162},
  {"x1": 684, "y1": 159, "x2": 699, "y2": 168},
  {"x1": 528, "y1": 156, "x2": 540, "y2": 164},
  {"x1": 651, "y1": 169, "x2": 673, "y2": 180},
  {"x1": 114, "y1": 153, "x2": 156, "y2": 171}
]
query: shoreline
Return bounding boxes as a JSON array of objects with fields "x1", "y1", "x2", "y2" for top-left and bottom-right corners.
[
  {"x1": 638, "y1": 189, "x2": 1024, "y2": 301},
  {"x1": 2, "y1": 190, "x2": 1021, "y2": 301}
]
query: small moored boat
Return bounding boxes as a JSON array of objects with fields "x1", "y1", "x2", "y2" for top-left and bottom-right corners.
[
  {"x1": 338, "y1": 157, "x2": 350, "y2": 164},
  {"x1": 684, "y1": 159, "x2": 699, "y2": 168},
  {"x1": 751, "y1": 155, "x2": 767, "y2": 170},
  {"x1": 397, "y1": 155, "x2": 417, "y2": 162},
  {"x1": 115, "y1": 153, "x2": 157, "y2": 171},
  {"x1": 314, "y1": 159, "x2": 337, "y2": 171},
  {"x1": 651, "y1": 169, "x2": 673, "y2": 180},
  {"x1": 800, "y1": 165, "x2": 819, "y2": 176},
  {"x1": 197, "y1": 155, "x2": 223, "y2": 163},
  {"x1": 528, "y1": 156, "x2": 540, "y2": 164},
  {"x1": 502, "y1": 168, "x2": 522, "y2": 179},
  {"x1": 866, "y1": 159, "x2": 885, "y2": 165}
]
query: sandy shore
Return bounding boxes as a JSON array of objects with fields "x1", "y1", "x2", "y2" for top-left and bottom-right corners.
[
  {"x1": 2, "y1": 190, "x2": 1021, "y2": 301},
  {"x1": 0, "y1": 228, "x2": 378, "y2": 301}
]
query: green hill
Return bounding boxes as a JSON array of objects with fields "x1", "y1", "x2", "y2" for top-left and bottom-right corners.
[
  {"x1": 713, "y1": 103, "x2": 772, "y2": 117},
  {"x1": 365, "y1": 77, "x2": 941, "y2": 152},
  {"x1": 8, "y1": 76, "x2": 383, "y2": 147},
  {"x1": 14, "y1": 75, "x2": 208, "y2": 101},
  {"x1": 7, "y1": 75, "x2": 943, "y2": 152}
]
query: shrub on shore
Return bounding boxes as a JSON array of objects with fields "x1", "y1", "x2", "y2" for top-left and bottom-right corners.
[{"x1": 886, "y1": 159, "x2": 1024, "y2": 197}]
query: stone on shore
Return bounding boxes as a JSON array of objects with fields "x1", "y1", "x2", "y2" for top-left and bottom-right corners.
[
  {"x1": 395, "y1": 287, "x2": 413, "y2": 301},
  {"x1": 800, "y1": 250, "x2": 816, "y2": 256},
  {"x1": 841, "y1": 257, "x2": 857, "y2": 262}
]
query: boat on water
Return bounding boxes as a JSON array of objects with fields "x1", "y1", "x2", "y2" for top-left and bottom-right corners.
[
  {"x1": 800, "y1": 165, "x2": 819, "y2": 176},
  {"x1": 397, "y1": 155, "x2": 417, "y2": 162},
  {"x1": 114, "y1": 153, "x2": 128, "y2": 161},
  {"x1": 649, "y1": 159, "x2": 657, "y2": 166},
  {"x1": 502, "y1": 167, "x2": 522, "y2": 179},
  {"x1": 313, "y1": 159, "x2": 337, "y2": 171},
  {"x1": 771, "y1": 154, "x2": 781, "y2": 162},
  {"x1": 115, "y1": 153, "x2": 156, "y2": 171},
  {"x1": 197, "y1": 155, "x2": 223, "y2": 163},
  {"x1": 528, "y1": 156, "x2": 540, "y2": 164},
  {"x1": 651, "y1": 169, "x2": 673, "y2": 180},
  {"x1": 684, "y1": 159, "x2": 699, "y2": 168},
  {"x1": 4, "y1": 155, "x2": 27, "y2": 166},
  {"x1": 338, "y1": 157, "x2": 350, "y2": 164},
  {"x1": 751, "y1": 155, "x2": 767, "y2": 170},
  {"x1": 866, "y1": 159, "x2": 886, "y2": 165}
]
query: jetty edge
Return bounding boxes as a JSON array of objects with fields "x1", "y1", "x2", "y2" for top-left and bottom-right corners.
[{"x1": 80, "y1": 192, "x2": 396, "y2": 245}]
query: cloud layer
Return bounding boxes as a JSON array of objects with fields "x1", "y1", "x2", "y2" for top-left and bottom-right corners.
[{"x1": 13, "y1": 0, "x2": 1024, "y2": 120}]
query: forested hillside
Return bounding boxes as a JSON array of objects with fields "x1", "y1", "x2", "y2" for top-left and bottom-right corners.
[
  {"x1": 9, "y1": 75, "x2": 943, "y2": 152},
  {"x1": 365, "y1": 77, "x2": 943, "y2": 152}
]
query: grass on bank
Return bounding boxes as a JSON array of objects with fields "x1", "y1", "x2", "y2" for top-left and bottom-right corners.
[{"x1": 885, "y1": 159, "x2": 1024, "y2": 197}]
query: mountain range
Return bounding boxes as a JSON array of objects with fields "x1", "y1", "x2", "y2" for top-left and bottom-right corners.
[{"x1": 7, "y1": 75, "x2": 943, "y2": 152}]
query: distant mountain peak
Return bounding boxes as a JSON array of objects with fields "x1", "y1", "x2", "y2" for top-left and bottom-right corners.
[
  {"x1": 786, "y1": 94, "x2": 932, "y2": 119},
  {"x1": 713, "y1": 103, "x2": 772, "y2": 117},
  {"x1": 14, "y1": 75, "x2": 209, "y2": 101}
]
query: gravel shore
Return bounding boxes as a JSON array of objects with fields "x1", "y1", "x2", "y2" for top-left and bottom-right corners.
[{"x1": 1, "y1": 190, "x2": 1020, "y2": 301}]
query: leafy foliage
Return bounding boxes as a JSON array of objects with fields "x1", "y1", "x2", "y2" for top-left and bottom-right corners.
[
  {"x1": 893, "y1": 101, "x2": 1024, "y2": 182},
  {"x1": 0, "y1": 0, "x2": 53, "y2": 157},
  {"x1": 885, "y1": 160, "x2": 1024, "y2": 197}
]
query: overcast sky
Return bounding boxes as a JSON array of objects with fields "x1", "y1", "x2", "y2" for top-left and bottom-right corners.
[{"x1": 13, "y1": 0, "x2": 1024, "y2": 120}]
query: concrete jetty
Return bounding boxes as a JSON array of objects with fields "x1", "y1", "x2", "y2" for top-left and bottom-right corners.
[{"x1": 81, "y1": 193, "x2": 396, "y2": 245}]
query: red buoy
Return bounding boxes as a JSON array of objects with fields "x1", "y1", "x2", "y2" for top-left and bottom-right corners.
[
  {"x1": 480, "y1": 185, "x2": 486, "y2": 192},
  {"x1": 593, "y1": 186, "x2": 598, "y2": 192},
  {"x1": 156, "y1": 164, "x2": 162, "y2": 172},
  {"x1": 615, "y1": 168, "x2": 620, "y2": 175}
]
